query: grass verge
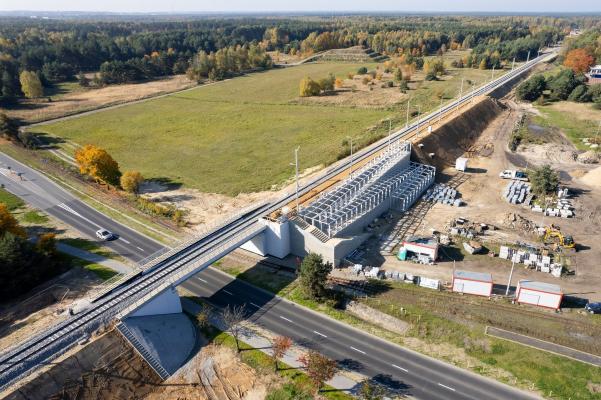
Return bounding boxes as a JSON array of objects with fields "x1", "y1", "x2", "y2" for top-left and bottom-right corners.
[
  {"x1": 0, "y1": 187, "x2": 24, "y2": 210},
  {"x1": 214, "y1": 264, "x2": 601, "y2": 400},
  {"x1": 0, "y1": 142, "x2": 181, "y2": 245},
  {"x1": 190, "y1": 304, "x2": 353, "y2": 400}
]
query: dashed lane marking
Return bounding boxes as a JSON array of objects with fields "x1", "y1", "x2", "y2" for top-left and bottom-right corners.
[
  {"x1": 250, "y1": 302, "x2": 262, "y2": 308},
  {"x1": 223, "y1": 290, "x2": 233, "y2": 296},
  {"x1": 197, "y1": 278, "x2": 208, "y2": 283},
  {"x1": 438, "y1": 383, "x2": 456, "y2": 392},
  {"x1": 313, "y1": 330, "x2": 327, "y2": 338},
  {"x1": 279, "y1": 316, "x2": 293, "y2": 323},
  {"x1": 391, "y1": 364, "x2": 408, "y2": 372},
  {"x1": 350, "y1": 346, "x2": 366, "y2": 355}
]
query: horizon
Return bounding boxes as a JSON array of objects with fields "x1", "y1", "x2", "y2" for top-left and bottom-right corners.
[{"x1": 1, "y1": 0, "x2": 600, "y2": 14}]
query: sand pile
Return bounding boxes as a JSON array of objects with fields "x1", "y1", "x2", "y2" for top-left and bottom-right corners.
[{"x1": 579, "y1": 166, "x2": 601, "y2": 189}]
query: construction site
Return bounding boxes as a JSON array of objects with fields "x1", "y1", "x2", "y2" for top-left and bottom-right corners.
[{"x1": 2, "y1": 42, "x2": 601, "y2": 400}]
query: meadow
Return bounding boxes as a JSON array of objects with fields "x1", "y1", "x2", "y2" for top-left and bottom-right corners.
[{"x1": 33, "y1": 58, "x2": 505, "y2": 196}]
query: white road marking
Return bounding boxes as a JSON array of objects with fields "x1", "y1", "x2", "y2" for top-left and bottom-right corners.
[
  {"x1": 391, "y1": 364, "x2": 408, "y2": 372},
  {"x1": 250, "y1": 302, "x2": 262, "y2": 308},
  {"x1": 57, "y1": 203, "x2": 102, "y2": 229},
  {"x1": 197, "y1": 278, "x2": 208, "y2": 283},
  {"x1": 350, "y1": 346, "x2": 366, "y2": 355},
  {"x1": 313, "y1": 330, "x2": 327, "y2": 338},
  {"x1": 121, "y1": 238, "x2": 131, "y2": 244},
  {"x1": 223, "y1": 290, "x2": 233, "y2": 295},
  {"x1": 438, "y1": 383, "x2": 456, "y2": 392},
  {"x1": 279, "y1": 316, "x2": 293, "y2": 323},
  {"x1": 136, "y1": 246, "x2": 144, "y2": 251}
]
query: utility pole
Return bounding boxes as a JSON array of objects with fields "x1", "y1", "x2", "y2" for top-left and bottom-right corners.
[
  {"x1": 491, "y1": 65, "x2": 495, "y2": 82},
  {"x1": 405, "y1": 98, "x2": 411, "y2": 128},
  {"x1": 511, "y1": 57, "x2": 516, "y2": 71},
  {"x1": 505, "y1": 260, "x2": 515, "y2": 296},
  {"x1": 293, "y1": 146, "x2": 300, "y2": 213},
  {"x1": 526, "y1": 50, "x2": 531, "y2": 63},
  {"x1": 456, "y1": 77, "x2": 464, "y2": 114},
  {"x1": 438, "y1": 95, "x2": 444, "y2": 123},
  {"x1": 388, "y1": 118, "x2": 392, "y2": 150},
  {"x1": 349, "y1": 137, "x2": 354, "y2": 178},
  {"x1": 416, "y1": 105, "x2": 422, "y2": 136}
]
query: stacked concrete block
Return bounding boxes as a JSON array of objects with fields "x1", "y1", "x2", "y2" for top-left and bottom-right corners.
[
  {"x1": 503, "y1": 181, "x2": 530, "y2": 204},
  {"x1": 423, "y1": 183, "x2": 462, "y2": 206},
  {"x1": 498, "y1": 245, "x2": 562, "y2": 277}
]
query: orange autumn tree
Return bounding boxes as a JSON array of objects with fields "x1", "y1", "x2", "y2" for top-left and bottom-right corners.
[
  {"x1": 75, "y1": 144, "x2": 121, "y2": 186},
  {"x1": 564, "y1": 48, "x2": 594, "y2": 74},
  {"x1": 0, "y1": 203, "x2": 26, "y2": 238}
]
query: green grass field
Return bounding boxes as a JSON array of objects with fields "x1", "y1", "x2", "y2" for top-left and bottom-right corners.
[
  {"x1": 34, "y1": 58, "x2": 505, "y2": 196},
  {"x1": 215, "y1": 262, "x2": 601, "y2": 400},
  {"x1": 0, "y1": 188, "x2": 24, "y2": 210}
]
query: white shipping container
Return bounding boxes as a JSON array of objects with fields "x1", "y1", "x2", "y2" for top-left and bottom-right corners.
[
  {"x1": 452, "y1": 270, "x2": 493, "y2": 297},
  {"x1": 516, "y1": 280, "x2": 563, "y2": 310},
  {"x1": 419, "y1": 277, "x2": 440, "y2": 290},
  {"x1": 455, "y1": 157, "x2": 468, "y2": 172}
]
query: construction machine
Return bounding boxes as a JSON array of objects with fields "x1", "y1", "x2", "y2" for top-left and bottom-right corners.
[{"x1": 544, "y1": 225, "x2": 576, "y2": 251}]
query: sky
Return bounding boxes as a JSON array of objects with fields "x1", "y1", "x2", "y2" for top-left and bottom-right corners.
[{"x1": 1, "y1": 0, "x2": 600, "y2": 13}]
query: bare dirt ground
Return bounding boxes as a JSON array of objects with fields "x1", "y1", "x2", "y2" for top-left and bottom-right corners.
[
  {"x1": 0, "y1": 268, "x2": 103, "y2": 353},
  {"x1": 5, "y1": 330, "x2": 281, "y2": 400},
  {"x1": 365, "y1": 96, "x2": 601, "y2": 302},
  {"x1": 3, "y1": 75, "x2": 196, "y2": 124},
  {"x1": 146, "y1": 344, "x2": 276, "y2": 400},
  {"x1": 139, "y1": 166, "x2": 324, "y2": 233}
]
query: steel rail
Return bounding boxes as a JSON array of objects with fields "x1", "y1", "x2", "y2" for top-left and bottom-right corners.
[{"x1": 0, "y1": 51, "x2": 552, "y2": 391}]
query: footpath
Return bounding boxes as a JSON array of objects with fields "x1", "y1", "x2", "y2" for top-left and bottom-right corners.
[
  {"x1": 57, "y1": 243, "x2": 133, "y2": 275},
  {"x1": 181, "y1": 297, "x2": 363, "y2": 393}
]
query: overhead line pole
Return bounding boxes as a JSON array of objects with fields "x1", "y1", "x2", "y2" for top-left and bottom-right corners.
[
  {"x1": 405, "y1": 98, "x2": 411, "y2": 128},
  {"x1": 388, "y1": 118, "x2": 392, "y2": 150},
  {"x1": 456, "y1": 76, "x2": 464, "y2": 114},
  {"x1": 293, "y1": 147, "x2": 300, "y2": 213}
]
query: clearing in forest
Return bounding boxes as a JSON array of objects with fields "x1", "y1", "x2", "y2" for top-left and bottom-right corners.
[{"x1": 32, "y1": 57, "x2": 505, "y2": 196}]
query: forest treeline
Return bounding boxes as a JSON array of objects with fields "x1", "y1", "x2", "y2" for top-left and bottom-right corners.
[{"x1": 0, "y1": 15, "x2": 598, "y2": 104}]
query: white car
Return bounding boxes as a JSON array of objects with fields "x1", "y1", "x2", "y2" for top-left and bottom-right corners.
[{"x1": 95, "y1": 228, "x2": 114, "y2": 241}]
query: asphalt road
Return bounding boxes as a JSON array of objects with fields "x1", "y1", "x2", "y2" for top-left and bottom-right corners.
[
  {"x1": 0, "y1": 152, "x2": 165, "y2": 263},
  {"x1": 182, "y1": 268, "x2": 541, "y2": 400}
]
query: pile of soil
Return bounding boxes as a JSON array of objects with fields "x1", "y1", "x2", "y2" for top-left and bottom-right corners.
[
  {"x1": 411, "y1": 98, "x2": 504, "y2": 171},
  {"x1": 577, "y1": 150, "x2": 601, "y2": 164},
  {"x1": 502, "y1": 212, "x2": 538, "y2": 234}
]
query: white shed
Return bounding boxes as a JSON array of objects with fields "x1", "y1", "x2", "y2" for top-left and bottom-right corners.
[
  {"x1": 452, "y1": 270, "x2": 493, "y2": 297},
  {"x1": 516, "y1": 281, "x2": 563, "y2": 310},
  {"x1": 455, "y1": 157, "x2": 468, "y2": 172}
]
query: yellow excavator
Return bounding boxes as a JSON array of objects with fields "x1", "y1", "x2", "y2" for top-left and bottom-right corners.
[{"x1": 544, "y1": 225, "x2": 576, "y2": 251}]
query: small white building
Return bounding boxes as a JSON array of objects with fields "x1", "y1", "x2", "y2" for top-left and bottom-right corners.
[
  {"x1": 587, "y1": 65, "x2": 601, "y2": 85},
  {"x1": 455, "y1": 157, "x2": 468, "y2": 172},
  {"x1": 401, "y1": 236, "x2": 438, "y2": 260},
  {"x1": 516, "y1": 280, "x2": 563, "y2": 310},
  {"x1": 452, "y1": 270, "x2": 493, "y2": 297}
]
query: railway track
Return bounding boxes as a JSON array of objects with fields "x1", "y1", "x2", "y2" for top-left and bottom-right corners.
[{"x1": 0, "y1": 51, "x2": 554, "y2": 392}]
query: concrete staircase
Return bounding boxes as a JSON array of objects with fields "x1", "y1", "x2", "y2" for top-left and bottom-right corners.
[{"x1": 116, "y1": 323, "x2": 170, "y2": 380}]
